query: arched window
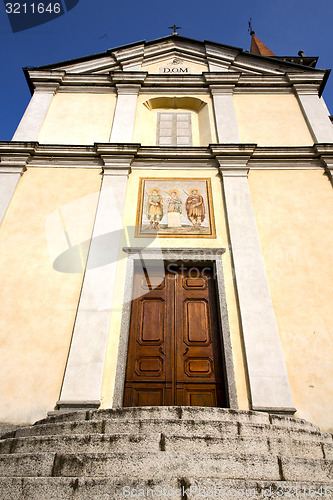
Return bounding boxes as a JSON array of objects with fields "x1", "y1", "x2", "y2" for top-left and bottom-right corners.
[{"x1": 138, "y1": 96, "x2": 213, "y2": 146}]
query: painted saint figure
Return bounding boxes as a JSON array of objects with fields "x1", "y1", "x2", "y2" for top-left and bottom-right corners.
[
  {"x1": 185, "y1": 188, "x2": 205, "y2": 228},
  {"x1": 147, "y1": 187, "x2": 164, "y2": 230},
  {"x1": 166, "y1": 189, "x2": 182, "y2": 228}
]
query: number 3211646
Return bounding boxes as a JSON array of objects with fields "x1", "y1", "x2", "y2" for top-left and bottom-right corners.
[{"x1": 5, "y1": 3, "x2": 61, "y2": 14}]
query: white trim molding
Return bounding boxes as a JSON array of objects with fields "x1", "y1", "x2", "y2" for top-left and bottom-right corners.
[
  {"x1": 0, "y1": 152, "x2": 29, "y2": 226},
  {"x1": 110, "y1": 82, "x2": 143, "y2": 143},
  {"x1": 205, "y1": 74, "x2": 241, "y2": 143},
  {"x1": 315, "y1": 144, "x2": 333, "y2": 186},
  {"x1": 216, "y1": 154, "x2": 296, "y2": 414},
  {"x1": 290, "y1": 81, "x2": 333, "y2": 143},
  {"x1": 12, "y1": 83, "x2": 59, "y2": 141},
  {"x1": 57, "y1": 154, "x2": 134, "y2": 411}
]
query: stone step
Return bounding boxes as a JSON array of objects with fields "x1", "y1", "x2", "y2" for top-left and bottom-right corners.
[
  {"x1": 0, "y1": 432, "x2": 328, "y2": 459},
  {"x1": 0, "y1": 451, "x2": 332, "y2": 482},
  {"x1": 0, "y1": 477, "x2": 332, "y2": 500},
  {"x1": 8, "y1": 417, "x2": 332, "y2": 446},
  {"x1": 39, "y1": 406, "x2": 320, "y2": 433}
]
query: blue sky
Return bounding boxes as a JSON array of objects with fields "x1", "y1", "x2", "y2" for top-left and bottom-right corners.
[{"x1": 1, "y1": 0, "x2": 333, "y2": 140}]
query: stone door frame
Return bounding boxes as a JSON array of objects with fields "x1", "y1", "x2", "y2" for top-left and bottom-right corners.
[{"x1": 112, "y1": 247, "x2": 238, "y2": 409}]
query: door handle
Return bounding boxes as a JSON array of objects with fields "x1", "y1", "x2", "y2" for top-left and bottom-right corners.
[
  {"x1": 159, "y1": 347, "x2": 165, "y2": 355},
  {"x1": 183, "y1": 347, "x2": 189, "y2": 356}
]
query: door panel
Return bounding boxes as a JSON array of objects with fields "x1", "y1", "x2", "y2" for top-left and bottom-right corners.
[
  {"x1": 133, "y1": 387, "x2": 165, "y2": 406},
  {"x1": 185, "y1": 300, "x2": 210, "y2": 343},
  {"x1": 139, "y1": 299, "x2": 165, "y2": 344},
  {"x1": 175, "y1": 268, "x2": 225, "y2": 407},
  {"x1": 183, "y1": 387, "x2": 217, "y2": 407},
  {"x1": 123, "y1": 265, "x2": 226, "y2": 407}
]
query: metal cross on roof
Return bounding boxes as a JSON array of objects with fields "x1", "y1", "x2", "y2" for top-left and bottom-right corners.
[{"x1": 168, "y1": 25, "x2": 181, "y2": 35}]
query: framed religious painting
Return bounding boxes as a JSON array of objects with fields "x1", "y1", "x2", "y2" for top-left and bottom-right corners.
[{"x1": 135, "y1": 178, "x2": 216, "y2": 238}]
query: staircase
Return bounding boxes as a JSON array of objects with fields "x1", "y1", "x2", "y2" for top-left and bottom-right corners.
[{"x1": 0, "y1": 407, "x2": 332, "y2": 499}]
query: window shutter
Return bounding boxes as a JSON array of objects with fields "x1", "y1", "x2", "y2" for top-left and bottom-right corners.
[{"x1": 157, "y1": 112, "x2": 192, "y2": 146}]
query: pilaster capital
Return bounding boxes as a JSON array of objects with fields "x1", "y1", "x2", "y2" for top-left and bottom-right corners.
[
  {"x1": 204, "y1": 73, "x2": 240, "y2": 96},
  {"x1": 115, "y1": 84, "x2": 141, "y2": 95},
  {"x1": 314, "y1": 144, "x2": 333, "y2": 179},
  {"x1": 0, "y1": 165, "x2": 26, "y2": 175},
  {"x1": 292, "y1": 83, "x2": 321, "y2": 96},
  {"x1": 27, "y1": 69, "x2": 65, "y2": 93},
  {"x1": 33, "y1": 82, "x2": 60, "y2": 94},
  {"x1": 95, "y1": 144, "x2": 139, "y2": 175},
  {"x1": 286, "y1": 72, "x2": 325, "y2": 96},
  {"x1": 210, "y1": 144, "x2": 256, "y2": 157},
  {"x1": 0, "y1": 152, "x2": 31, "y2": 174},
  {"x1": 209, "y1": 85, "x2": 236, "y2": 96},
  {"x1": 210, "y1": 145, "x2": 254, "y2": 176},
  {"x1": 102, "y1": 165, "x2": 132, "y2": 176},
  {"x1": 217, "y1": 157, "x2": 250, "y2": 178},
  {"x1": 100, "y1": 155, "x2": 135, "y2": 176},
  {"x1": 210, "y1": 144, "x2": 256, "y2": 177}
]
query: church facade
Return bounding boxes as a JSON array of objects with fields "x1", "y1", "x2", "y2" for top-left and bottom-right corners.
[{"x1": 1, "y1": 33, "x2": 333, "y2": 434}]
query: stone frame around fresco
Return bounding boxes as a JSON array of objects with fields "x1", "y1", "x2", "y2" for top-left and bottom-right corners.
[{"x1": 135, "y1": 177, "x2": 217, "y2": 238}]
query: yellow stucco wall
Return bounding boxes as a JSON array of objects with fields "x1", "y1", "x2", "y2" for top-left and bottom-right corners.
[
  {"x1": 38, "y1": 93, "x2": 117, "y2": 144},
  {"x1": 141, "y1": 58, "x2": 209, "y2": 73},
  {"x1": 0, "y1": 167, "x2": 101, "y2": 424},
  {"x1": 101, "y1": 169, "x2": 249, "y2": 411},
  {"x1": 234, "y1": 93, "x2": 314, "y2": 146},
  {"x1": 133, "y1": 94, "x2": 217, "y2": 146},
  {"x1": 248, "y1": 168, "x2": 333, "y2": 432}
]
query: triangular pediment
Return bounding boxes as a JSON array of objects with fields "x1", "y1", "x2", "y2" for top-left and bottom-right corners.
[{"x1": 32, "y1": 35, "x2": 322, "y2": 78}]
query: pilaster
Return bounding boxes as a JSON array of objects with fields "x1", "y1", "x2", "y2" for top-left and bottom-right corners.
[
  {"x1": 12, "y1": 82, "x2": 60, "y2": 141},
  {"x1": 57, "y1": 151, "x2": 134, "y2": 411},
  {"x1": 213, "y1": 147, "x2": 295, "y2": 413},
  {"x1": 289, "y1": 79, "x2": 333, "y2": 143},
  {"x1": 0, "y1": 153, "x2": 29, "y2": 226},
  {"x1": 314, "y1": 144, "x2": 333, "y2": 186},
  {"x1": 110, "y1": 83, "x2": 142, "y2": 143},
  {"x1": 205, "y1": 75, "x2": 241, "y2": 143}
]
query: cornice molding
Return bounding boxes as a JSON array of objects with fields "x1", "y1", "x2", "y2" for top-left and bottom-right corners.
[
  {"x1": 205, "y1": 42, "x2": 238, "y2": 72},
  {"x1": 143, "y1": 74, "x2": 205, "y2": 87},
  {"x1": 112, "y1": 43, "x2": 145, "y2": 71},
  {"x1": 123, "y1": 247, "x2": 226, "y2": 256},
  {"x1": 0, "y1": 142, "x2": 35, "y2": 171},
  {"x1": 210, "y1": 144, "x2": 256, "y2": 156},
  {"x1": 314, "y1": 144, "x2": 333, "y2": 182},
  {"x1": 203, "y1": 73, "x2": 241, "y2": 85},
  {"x1": 313, "y1": 144, "x2": 333, "y2": 157},
  {"x1": 286, "y1": 72, "x2": 326, "y2": 85},
  {"x1": 111, "y1": 71, "x2": 147, "y2": 85},
  {"x1": 95, "y1": 144, "x2": 140, "y2": 156},
  {"x1": 0, "y1": 142, "x2": 330, "y2": 172},
  {"x1": 23, "y1": 68, "x2": 328, "y2": 97},
  {"x1": 286, "y1": 72, "x2": 326, "y2": 96},
  {"x1": 62, "y1": 74, "x2": 111, "y2": 86},
  {"x1": 0, "y1": 154, "x2": 30, "y2": 172},
  {"x1": 58, "y1": 86, "x2": 116, "y2": 94}
]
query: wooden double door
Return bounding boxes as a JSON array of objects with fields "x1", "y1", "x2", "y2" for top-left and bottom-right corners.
[{"x1": 123, "y1": 265, "x2": 226, "y2": 407}]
